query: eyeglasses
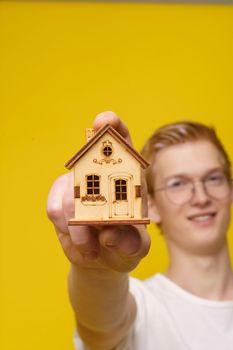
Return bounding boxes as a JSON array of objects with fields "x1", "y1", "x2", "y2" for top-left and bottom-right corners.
[{"x1": 154, "y1": 171, "x2": 232, "y2": 205}]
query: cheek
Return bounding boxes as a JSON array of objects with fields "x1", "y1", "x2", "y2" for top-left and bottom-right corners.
[
  {"x1": 158, "y1": 201, "x2": 185, "y2": 233},
  {"x1": 219, "y1": 202, "x2": 232, "y2": 229},
  {"x1": 213, "y1": 196, "x2": 232, "y2": 234}
]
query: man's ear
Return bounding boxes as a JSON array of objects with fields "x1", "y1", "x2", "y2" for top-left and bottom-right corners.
[
  {"x1": 148, "y1": 195, "x2": 161, "y2": 224},
  {"x1": 231, "y1": 183, "x2": 233, "y2": 203}
]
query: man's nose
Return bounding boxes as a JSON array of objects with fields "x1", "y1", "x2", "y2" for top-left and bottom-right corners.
[{"x1": 190, "y1": 181, "x2": 211, "y2": 206}]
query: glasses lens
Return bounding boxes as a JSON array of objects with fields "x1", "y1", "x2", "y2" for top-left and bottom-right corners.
[
  {"x1": 205, "y1": 173, "x2": 231, "y2": 200},
  {"x1": 165, "y1": 173, "x2": 231, "y2": 205},
  {"x1": 166, "y1": 180, "x2": 193, "y2": 205}
]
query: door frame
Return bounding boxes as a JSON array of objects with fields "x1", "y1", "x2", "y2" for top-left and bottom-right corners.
[{"x1": 108, "y1": 173, "x2": 134, "y2": 218}]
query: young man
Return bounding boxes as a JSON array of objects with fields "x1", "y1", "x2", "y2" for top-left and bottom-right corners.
[{"x1": 47, "y1": 111, "x2": 233, "y2": 350}]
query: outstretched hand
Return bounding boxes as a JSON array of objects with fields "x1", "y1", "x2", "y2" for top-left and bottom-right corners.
[{"x1": 47, "y1": 111, "x2": 151, "y2": 272}]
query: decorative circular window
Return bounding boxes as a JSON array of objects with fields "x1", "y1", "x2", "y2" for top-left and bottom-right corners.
[{"x1": 103, "y1": 146, "x2": 112, "y2": 157}]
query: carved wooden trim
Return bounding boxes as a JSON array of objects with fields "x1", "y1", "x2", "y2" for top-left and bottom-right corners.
[
  {"x1": 74, "y1": 186, "x2": 80, "y2": 198},
  {"x1": 81, "y1": 194, "x2": 106, "y2": 202},
  {"x1": 93, "y1": 158, "x2": 122, "y2": 165}
]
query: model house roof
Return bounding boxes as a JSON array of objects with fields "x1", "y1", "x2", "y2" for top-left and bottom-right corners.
[{"x1": 65, "y1": 124, "x2": 149, "y2": 170}]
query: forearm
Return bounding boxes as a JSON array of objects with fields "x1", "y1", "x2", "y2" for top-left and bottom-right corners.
[{"x1": 68, "y1": 264, "x2": 136, "y2": 349}]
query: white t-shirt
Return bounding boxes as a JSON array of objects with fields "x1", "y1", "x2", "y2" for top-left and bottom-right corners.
[{"x1": 74, "y1": 273, "x2": 233, "y2": 350}]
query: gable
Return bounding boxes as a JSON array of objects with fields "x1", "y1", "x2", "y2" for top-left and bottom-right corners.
[
  {"x1": 73, "y1": 132, "x2": 142, "y2": 170},
  {"x1": 65, "y1": 124, "x2": 149, "y2": 169}
]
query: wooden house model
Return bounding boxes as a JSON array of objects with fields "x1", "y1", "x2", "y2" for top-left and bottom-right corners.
[{"x1": 65, "y1": 124, "x2": 150, "y2": 226}]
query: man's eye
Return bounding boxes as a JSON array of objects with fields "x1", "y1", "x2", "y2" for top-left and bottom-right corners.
[
  {"x1": 206, "y1": 173, "x2": 224, "y2": 184},
  {"x1": 167, "y1": 179, "x2": 187, "y2": 188}
]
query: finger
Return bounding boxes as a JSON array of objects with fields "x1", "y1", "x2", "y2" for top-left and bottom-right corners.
[
  {"x1": 99, "y1": 226, "x2": 123, "y2": 248},
  {"x1": 99, "y1": 225, "x2": 150, "y2": 258},
  {"x1": 68, "y1": 225, "x2": 99, "y2": 256},
  {"x1": 117, "y1": 226, "x2": 142, "y2": 256},
  {"x1": 129, "y1": 225, "x2": 151, "y2": 259},
  {"x1": 46, "y1": 173, "x2": 70, "y2": 234},
  {"x1": 62, "y1": 179, "x2": 100, "y2": 256},
  {"x1": 55, "y1": 227, "x2": 97, "y2": 264},
  {"x1": 97, "y1": 225, "x2": 150, "y2": 273},
  {"x1": 93, "y1": 111, "x2": 132, "y2": 145},
  {"x1": 115, "y1": 225, "x2": 150, "y2": 258},
  {"x1": 62, "y1": 171, "x2": 75, "y2": 223}
]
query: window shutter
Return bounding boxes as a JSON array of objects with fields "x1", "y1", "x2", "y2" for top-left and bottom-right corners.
[
  {"x1": 74, "y1": 186, "x2": 80, "y2": 198},
  {"x1": 135, "y1": 185, "x2": 141, "y2": 198}
]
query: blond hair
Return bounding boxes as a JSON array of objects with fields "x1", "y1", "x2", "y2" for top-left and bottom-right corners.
[{"x1": 141, "y1": 121, "x2": 232, "y2": 197}]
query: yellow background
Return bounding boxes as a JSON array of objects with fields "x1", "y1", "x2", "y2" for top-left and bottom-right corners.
[{"x1": 1, "y1": 2, "x2": 233, "y2": 349}]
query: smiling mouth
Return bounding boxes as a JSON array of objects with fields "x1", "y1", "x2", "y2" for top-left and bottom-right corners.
[{"x1": 188, "y1": 213, "x2": 216, "y2": 222}]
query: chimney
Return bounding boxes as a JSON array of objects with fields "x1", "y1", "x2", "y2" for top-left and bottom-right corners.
[{"x1": 85, "y1": 128, "x2": 96, "y2": 142}]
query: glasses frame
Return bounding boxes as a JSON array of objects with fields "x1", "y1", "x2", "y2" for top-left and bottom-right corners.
[{"x1": 154, "y1": 171, "x2": 232, "y2": 206}]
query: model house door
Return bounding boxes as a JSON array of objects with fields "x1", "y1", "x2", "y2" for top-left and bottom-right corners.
[{"x1": 109, "y1": 174, "x2": 133, "y2": 218}]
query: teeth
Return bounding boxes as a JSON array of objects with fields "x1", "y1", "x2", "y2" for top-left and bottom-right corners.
[{"x1": 191, "y1": 215, "x2": 213, "y2": 222}]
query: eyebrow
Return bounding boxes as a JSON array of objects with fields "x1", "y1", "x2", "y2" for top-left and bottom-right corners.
[{"x1": 163, "y1": 167, "x2": 225, "y2": 182}]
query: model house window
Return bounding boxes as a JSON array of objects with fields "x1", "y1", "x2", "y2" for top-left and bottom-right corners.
[
  {"x1": 103, "y1": 146, "x2": 112, "y2": 157},
  {"x1": 115, "y1": 179, "x2": 127, "y2": 200},
  {"x1": 87, "y1": 175, "x2": 100, "y2": 195}
]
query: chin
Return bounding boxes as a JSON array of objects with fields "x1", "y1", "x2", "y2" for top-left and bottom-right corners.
[{"x1": 186, "y1": 229, "x2": 227, "y2": 256}]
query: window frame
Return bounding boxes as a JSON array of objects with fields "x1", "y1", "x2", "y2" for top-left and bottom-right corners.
[
  {"x1": 115, "y1": 179, "x2": 128, "y2": 201},
  {"x1": 86, "y1": 174, "x2": 100, "y2": 195}
]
